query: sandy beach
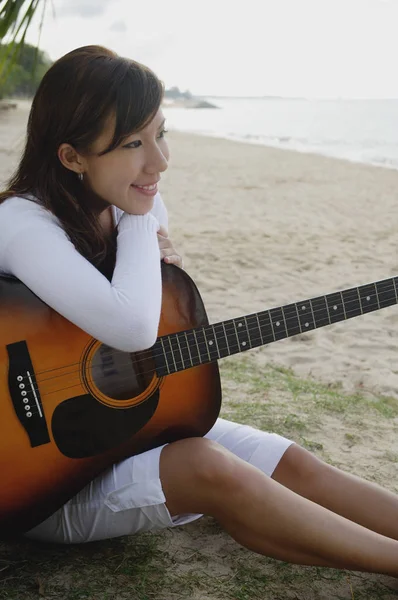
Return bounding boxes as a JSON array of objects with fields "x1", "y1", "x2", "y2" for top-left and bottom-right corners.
[{"x1": 2, "y1": 100, "x2": 398, "y2": 400}]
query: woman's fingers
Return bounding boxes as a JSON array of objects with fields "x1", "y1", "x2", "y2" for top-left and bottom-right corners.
[
  {"x1": 157, "y1": 225, "x2": 168, "y2": 238},
  {"x1": 157, "y1": 232, "x2": 183, "y2": 268},
  {"x1": 163, "y1": 253, "x2": 183, "y2": 268}
]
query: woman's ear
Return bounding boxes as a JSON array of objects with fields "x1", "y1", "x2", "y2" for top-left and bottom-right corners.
[{"x1": 57, "y1": 143, "x2": 85, "y2": 176}]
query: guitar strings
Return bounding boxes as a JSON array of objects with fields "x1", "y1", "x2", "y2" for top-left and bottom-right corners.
[
  {"x1": 27, "y1": 288, "x2": 397, "y2": 387},
  {"x1": 15, "y1": 291, "x2": 395, "y2": 406},
  {"x1": 31, "y1": 280, "x2": 397, "y2": 384}
]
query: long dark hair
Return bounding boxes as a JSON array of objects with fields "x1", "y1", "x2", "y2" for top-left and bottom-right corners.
[{"x1": 0, "y1": 45, "x2": 164, "y2": 268}]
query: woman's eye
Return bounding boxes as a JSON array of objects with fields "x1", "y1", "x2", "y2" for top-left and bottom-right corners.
[
  {"x1": 123, "y1": 130, "x2": 168, "y2": 149},
  {"x1": 124, "y1": 140, "x2": 142, "y2": 149},
  {"x1": 158, "y1": 129, "x2": 168, "y2": 139}
]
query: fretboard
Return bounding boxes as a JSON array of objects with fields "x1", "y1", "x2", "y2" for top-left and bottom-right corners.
[{"x1": 153, "y1": 276, "x2": 398, "y2": 377}]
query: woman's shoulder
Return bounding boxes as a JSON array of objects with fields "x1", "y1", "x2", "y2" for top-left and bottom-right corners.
[
  {"x1": 0, "y1": 194, "x2": 61, "y2": 229},
  {"x1": 0, "y1": 195, "x2": 64, "y2": 267},
  {"x1": 0, "y1": 195, "x2": 68, "y2": 276},
  {"x1": 1, "y1": 194, "x2": 52, "y2": 213}
]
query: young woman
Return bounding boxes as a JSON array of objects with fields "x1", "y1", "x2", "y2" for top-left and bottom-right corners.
[{"x1": 1, "y1": 45, "x2": 398, "y2": 577}]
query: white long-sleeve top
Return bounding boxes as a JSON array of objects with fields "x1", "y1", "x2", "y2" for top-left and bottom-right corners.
[{"x1": 0, "y1": 194, "x2": 168, "y2": 352}]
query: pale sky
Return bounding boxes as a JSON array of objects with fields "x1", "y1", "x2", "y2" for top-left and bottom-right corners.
[{"x1": 18, "y1": 0, "x2": 398, "y2": 98}]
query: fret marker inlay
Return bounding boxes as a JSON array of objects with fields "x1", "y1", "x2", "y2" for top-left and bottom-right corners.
[
  {"x1": 366, "y1": 296, "x2": 370, "y2": 301},
  {"x1": 276, "y1": 321, "x2": 280, "y2": 326}
]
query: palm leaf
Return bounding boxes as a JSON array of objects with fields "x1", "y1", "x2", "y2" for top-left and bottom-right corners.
[
  {"x1": 0, "y1": 0, "x2": 47, "y2": 85},
  {"x1": 0, "y1": 0, "x2": 26, "y2": 37}
]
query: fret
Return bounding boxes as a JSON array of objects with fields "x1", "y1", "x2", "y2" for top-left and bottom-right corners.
[
  {"x1": 281, "y1": 303, "x2": 301, "y2": 337},
  {"x1": 194, "y1": 328, "x2": 210, "y2": 363},
  {"x1": 211, "y1": 322, "x2": 230, "y2": 359},
  {"x1": 202, "y1": 325, "x2": 219, "y2": 361},
  {"x1": 232, "y1": 317, "x2": 250, "y2": 352},
  {"x1": 340, "y1": 291, "x2": 347, "y2": 320},
  {"x1": 280, "y1": 306, "x2": 289, "y2": 336},
  {"x1": 310, "y1": 296, "x2": 330, "y2": 329},
  {"x1": 255, "y1": 313, "x2": 265, "y2": 345},
  {"x1": 297, "y1": 299, "x2": 316, "y2": 332},
  {"x1": 232, "y1": 320, "x2": 240, "y2": 349},
  {"x1": 210, "y1": 324, "x2": 222, "y2": 358},
  {"x1": 375, "y1": 278, "x2": 396, "y2": 308},
  {"x1": 185, "y1": 330, "x2": 201, "y2": 366},
  {"x1": 222, "y1": 321, "x2": 232, "y2": 356},
  {"x1": 176, "y1": 332, "x2": 194, "y2": 369},
  {"x1": 357, "y1": 288, "x2": 363, "y2": 315},
  {"x1": 295, "y1": 303, "x2": 303, "y2": 333},
  {"x1": 326, "y1": 292, "x2": 345, "y2": 323},
  {"x1": 153, "y1": 338, "x2": 169, "y2": 377},
  {"x1": 341, "y1": 287, "x2": 362, "y2": 320},
  {"x1": 182, "y1": 332, "x2": 194, "y2": 368},
  {"x1": 174, "y1": 334, "x2": 185, "y2": 370},
  {"x1": 160, "y1": 337, "x2": 171, "y2": 375},
  {"x1": 269, "y1": 307, "x2": 288, "y2": 341},
  {"x1": 268, "y1": 311, "x2": 276, "y2": 341},
  {"x1": 257, "y1": 310, "x2": 275, "y2": 342},
  {"x1": 245, "y1": 314, "x2": 263, "y2": 348},
  {"x1": 393, "y1": 278, "x2": 398, "y2": 304},
  {"x1": 309, "y1": 298, "x2": 317, "y2": 326},
  {"x1": 168, "y1": 335, "x2": 183, "y2": 371},
  {"x1": 374, "y1": 283, "x2": 381, "y2": 310},
  {"x1": 358, "y1": 283, "x2": 379, "y2": 314},
  {"x1": 243, "y1": 316, "x2": 252, "y2": 349},
  {"x1": 222, "y1": 319, "x2": 240, "y2": 353}
]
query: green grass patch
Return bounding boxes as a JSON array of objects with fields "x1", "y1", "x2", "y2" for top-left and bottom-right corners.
[{"x1": 219, "y1": 355, "x2": 398, "y2": 435}]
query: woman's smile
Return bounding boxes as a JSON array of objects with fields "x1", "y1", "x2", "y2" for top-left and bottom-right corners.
[{"x1": 131, "y1": 182, "x2": 159, "y2": 197}]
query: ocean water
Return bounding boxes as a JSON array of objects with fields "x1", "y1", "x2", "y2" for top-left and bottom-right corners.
[{"x1": 163, "y1": 97, "x2": 398, "y2": 170}]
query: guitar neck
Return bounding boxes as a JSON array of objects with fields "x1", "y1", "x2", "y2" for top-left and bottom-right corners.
[{"x1": 154, "y1": 276, "x2": 398, "y2": 376}]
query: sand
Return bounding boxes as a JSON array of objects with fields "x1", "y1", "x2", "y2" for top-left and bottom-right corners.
[{"x1": 2, "y1": 100, "x2": 398, "y2": 401}]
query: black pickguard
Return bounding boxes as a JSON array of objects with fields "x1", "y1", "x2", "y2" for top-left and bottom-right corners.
[{"x1": 52, "y1": 390, "x2": 159, "y2": 458}]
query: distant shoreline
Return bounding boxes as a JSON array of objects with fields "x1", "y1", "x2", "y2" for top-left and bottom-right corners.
[
  {"x1": 163, "y1": 97, "x2": 398, "y2": 171},
  {"x1": 163, "y1": 125, "x2": 398, "y2": 172}
]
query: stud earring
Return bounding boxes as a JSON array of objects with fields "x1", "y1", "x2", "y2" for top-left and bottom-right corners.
[{"x1": 78, "y1": 172, "x2": 84, "y2": 181}]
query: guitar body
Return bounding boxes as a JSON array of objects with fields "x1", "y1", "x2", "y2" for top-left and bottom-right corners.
[{"x1": 0, "y1": 264, "x2": 221, "y2": 536}]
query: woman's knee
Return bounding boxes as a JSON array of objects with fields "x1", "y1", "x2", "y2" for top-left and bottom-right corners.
[
  {"x1": 160, "y1": 437, "x2": 243, "y2": 516},
  {"x1": 272, "y1": 442, "x2": 329, "y2": 494}
]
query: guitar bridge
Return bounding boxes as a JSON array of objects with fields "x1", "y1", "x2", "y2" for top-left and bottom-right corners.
[{"x1": 7, "y1": 341, "x2": 50, "y2": 447}]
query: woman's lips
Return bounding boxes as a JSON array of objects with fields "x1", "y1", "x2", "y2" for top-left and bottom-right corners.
[{"x1": 131, "y1": 183, "x2": 158, "y2": 197}]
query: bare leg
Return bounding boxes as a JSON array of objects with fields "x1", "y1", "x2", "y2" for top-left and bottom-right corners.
[
  {"x1": 160, "y1": 437, "x2": 398, "y2": 576},
  {"x1": 272, "y1": 443, "x2": 398, "y2": 540}
]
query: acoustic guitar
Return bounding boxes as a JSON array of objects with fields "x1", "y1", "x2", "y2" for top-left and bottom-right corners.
[{"x1": 0, "y1": 263, "x2": 397, "y2": 536}]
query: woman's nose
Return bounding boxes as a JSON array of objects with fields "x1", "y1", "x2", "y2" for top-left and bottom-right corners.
[{"x1": 144, "y1": 145, "x2": 169, "y2": 174}]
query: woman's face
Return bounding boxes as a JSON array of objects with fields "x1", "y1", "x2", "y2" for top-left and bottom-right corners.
[{"x1": 82, "y1": 108, "x2": 169, "y2": 215}]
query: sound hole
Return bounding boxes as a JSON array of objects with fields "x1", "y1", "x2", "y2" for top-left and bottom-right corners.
[{"x1": 90, "y1": 344, "x2": 155, "y2": 400}]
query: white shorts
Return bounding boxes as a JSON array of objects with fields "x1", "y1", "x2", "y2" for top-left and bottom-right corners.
[{"x1": 25, "y1": 418, "x2": 294, "y2": 544}]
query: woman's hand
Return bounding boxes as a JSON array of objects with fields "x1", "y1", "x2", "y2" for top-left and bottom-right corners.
[{"x1": 157, "y1": 226, "x2": 183, "y2": 268}]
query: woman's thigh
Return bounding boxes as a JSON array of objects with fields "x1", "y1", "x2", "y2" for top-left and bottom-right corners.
[
  {"x1": 205, "y1": 418, "x2": 294, "y2": 477},
  {"x1": 24, "y1": 418, "x2": 294, "y2": 544}
]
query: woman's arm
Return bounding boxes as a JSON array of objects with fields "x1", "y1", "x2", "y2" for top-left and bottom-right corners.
[{"x1": 0, "y1": 198, "x2": 163, "y2": 352}]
